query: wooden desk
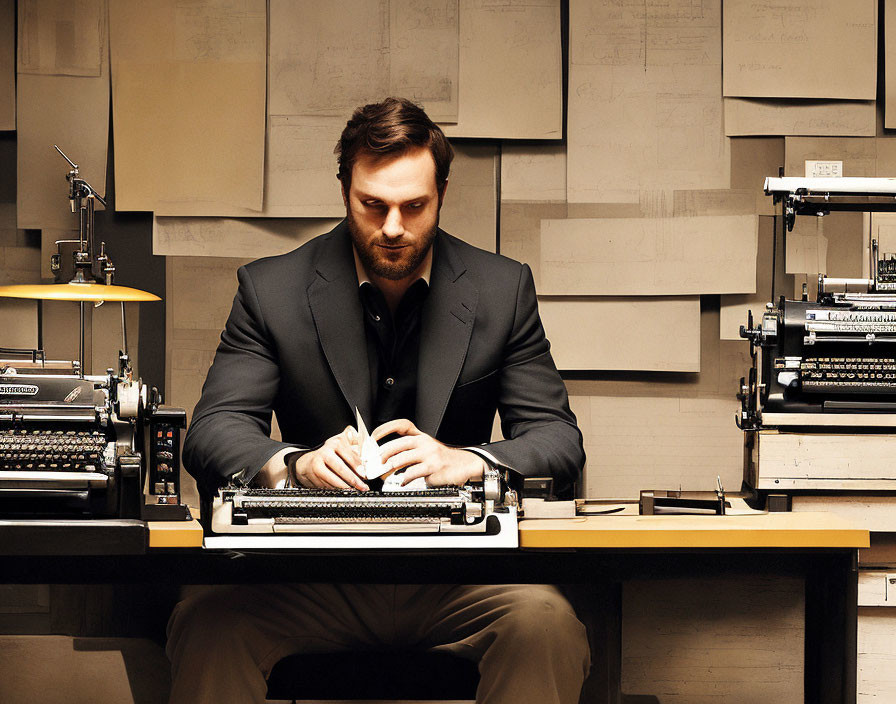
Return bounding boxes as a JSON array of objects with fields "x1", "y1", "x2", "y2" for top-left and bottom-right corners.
[
  {"x1": 145, "y1": 511, "x2": 870, "y2": 550},
  {"x1": 519, "y1": 513, "x2": 869, "y2": 549},
  {"x1": 146, "y1": 519, "x2": 203, "y2": 548},
  {"x1": 2, "y1": 513, "x2": 869, "y2": 704}
]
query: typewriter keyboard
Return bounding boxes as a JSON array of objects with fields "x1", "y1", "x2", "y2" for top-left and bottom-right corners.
[
  {"x1": 0, "y1": 428, "x2": 107, "y2": 470},
  {"x1": 800, "y1": 357, "x2": 896, "y2": 392}
]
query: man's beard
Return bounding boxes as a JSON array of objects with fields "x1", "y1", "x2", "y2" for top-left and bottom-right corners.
[{"x1": 348, "y1": 211, "x2": 438, "y2": 282}]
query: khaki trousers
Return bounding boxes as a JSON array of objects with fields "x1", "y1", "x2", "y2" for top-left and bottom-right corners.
[{"x1": 166, "y1": 583, "x2": 590, "y2": 704}]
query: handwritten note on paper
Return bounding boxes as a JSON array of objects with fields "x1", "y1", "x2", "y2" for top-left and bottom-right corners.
[
  {"x1": 805, "y1": 161, "x2": 843, "y2": 178},
  {"x1": 269, "y1": 0, "x2": 458, "y2": 123},
  {"x1": 567, "y1": 0, "x2": 729, "y2": 204},
  {"x1": 269, "y1": 0, "x2": 389, "y2": 116},
  {"x1": 539, "y1": 215, "x2": 758, "y2": 296},
  {"x1": 723, "y1": 0, "x2": 876, "y2": 99},
  {"x1": 724, "y1": 98, "x2": 876, "y2": 137},
  {"x1": 110, "y1": 0, "x2": 266, "y2": 214},
  {"x1": 538, "y1": 296, "x2": 700, "y2": 372},
  {"x1": 441, "y1": 0, "x2": 562, "y2": 139},
  {"x1": 389, "y1": 0, "x2": 459, "y2": 123},
  {"x1": 17, "y1": 0, "x2": 105, "y2": 76}
]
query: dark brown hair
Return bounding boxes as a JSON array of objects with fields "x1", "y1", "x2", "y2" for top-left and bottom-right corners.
[{"x1": 335, "y1": 97, "x2": 453, "y2": 190}]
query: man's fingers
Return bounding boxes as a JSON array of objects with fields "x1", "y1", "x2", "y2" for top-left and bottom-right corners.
[
  {"x1": 386, "y1": 448, "x2": 422, "y2": 473},
  {"x1": 399, "y1": 464, "x2": 429, "y2": 485},
  {"x1": 377, "y1": 435, "x2": 418, "y2": 461},
  {"x1": 299, "y1": 449, "x2": 367, "y2": 491},
  {"x1": 371, "y1": 418, "x2": 420, "y2": 441},
  {"x1": 322, "y1": 449, "x2": 368, "y2": 490},
  {"x1": 333, "y1": 439, "x2": 362, "y2": 471}
]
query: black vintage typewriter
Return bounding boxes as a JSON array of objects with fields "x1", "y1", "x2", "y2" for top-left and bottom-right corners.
[
  {"x1": 0, "y1": 351, "x2": 186, "y2": 518},
  {"x1": 741, "y1": 278, "x2": 896, "y2": 416},
  {"x1": 739, "y1": 177, "x2": 896, "y2": 423},
  {"x1": 735, "y1": 177, "x2": 896, "y2": 499}
]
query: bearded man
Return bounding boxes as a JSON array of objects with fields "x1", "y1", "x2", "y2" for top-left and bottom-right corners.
[{"x1": 166, "y1": 97, "x2": 589, "y2": 704}]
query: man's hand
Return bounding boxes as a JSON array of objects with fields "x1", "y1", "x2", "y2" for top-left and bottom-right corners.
[
  {"x1": 372, "y1": 419, "x2": 486, "y2": 487},
  {"x1": 292, "y1": 426, "x2": 369, "y2": 491}
]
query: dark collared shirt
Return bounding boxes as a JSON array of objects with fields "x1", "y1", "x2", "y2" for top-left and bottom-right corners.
[{"x1": 359, "y1": 278, "x2": 430, "y2": 431}]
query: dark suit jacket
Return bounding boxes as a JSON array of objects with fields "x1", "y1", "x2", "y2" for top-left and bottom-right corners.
[{"x1": 183, "y1": 221, "x2": 584, "y2": 499}]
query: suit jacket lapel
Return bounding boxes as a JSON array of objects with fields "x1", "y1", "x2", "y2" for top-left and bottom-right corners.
[
  {"x1": 416, "y1": 233, "x2": 478, "y2": 436},
  {"x1": 307, "y1": 223, "x2": 373, "y2": 423}
]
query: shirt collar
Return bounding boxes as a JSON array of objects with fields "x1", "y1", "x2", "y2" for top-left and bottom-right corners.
[{"x1": 353, "y1": 244, "x2": 433, "y2": 288}]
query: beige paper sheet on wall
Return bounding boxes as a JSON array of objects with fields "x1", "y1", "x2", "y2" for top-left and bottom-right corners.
[
  {"x1": 570, "y1": 394, "x2": 743, "y2": 499},
  {"x1": 0, "y1": 299, "x2": 38, "y2": 349},
  {"x1": 871, "y1": 212, "x2": 896, "y2": 254},
  {"x1": 539, "y1": 215, "x2": 758, "y2": 296},
  {"x1": 0, "y1": 244, "x2": 40, "y2": 285},
  {"x1": 730, "y1": 137, "x2": 784, "y2": 216},
  {"x1": 110, "y1": 0, "x2": 266, "y2": 214},
  {"x1": 723, "y1": 0, "x2": 876, "y2": 99},
  {"x1": 152, "y1": 143, "x2": 495, "y2": 256},
  {"x1": 567, "y1": 0, "x2": 728, "y2": 204},
  {"x1": 538, "y1": 296, "x2": 701, "y2": 372},
  {"x1": 671, "y1": 190, "x2": 756, "y2": 218},
  {"x1": 16, "y1": 5, "x2": 108, "y2": 230},
  {"x1": 786, "y1": 216, "x2": 828, "y2": 276},
  {"x1": 784, "y1": 137, "x2": 878, "y2": 176},
  {"x1": 499, "y1": 201, "x2": 568, "y2": 286},
  {"x1": 440, "y1": 0, "x2": 561, "y2": 139},
  {"x1": 564, "y1": 301, "x2": 750, "y2": 398},
  {"x1": 389, "y1": 0, "x2": 459, "y2": 123},
  {"x1": 269, "y1": 0, "x2": 457, "y2": 123},
  {"x1": 0, "y1": 202, "x2": 14, "y2": 244},
  {"x1": 887, "y1": 0, "x2": 896, "y2": 128},
  {"x1": 438, "y1": 143, "x2": 497, "y2": 253},
  {"x1": 153, "y1": 217, "x2": 340, "y2": 258},
  {"x1": 720, "y1": 216, "x2": 792, "y2": 340},
  {"x1": 501, "y1": 145, "x2": 566, "y2": 203},
  {"x1": 167, "y1": 256, "x2": 250, "y2": 506},
  {"x1": 18, "y1": 0, "x2": 104, "y2": 76},
  {"x1": 0, "y1": 0, "x2": 14, "y2": 130},
  {"x1": 261, "y1": 115, "x2": 347, "y2": 218},
  {"x1": 723, "y1": 98, "x2": 876, "y2": 137}
]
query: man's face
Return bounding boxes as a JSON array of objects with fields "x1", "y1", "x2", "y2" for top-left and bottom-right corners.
[{"x1": 345, "y1": 146, "x2": 443, "y2": 283}]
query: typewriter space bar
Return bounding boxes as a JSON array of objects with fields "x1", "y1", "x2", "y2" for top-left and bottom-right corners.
[{"x1": 272, "y1": 522, "x2": 442, "y2": 534}]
